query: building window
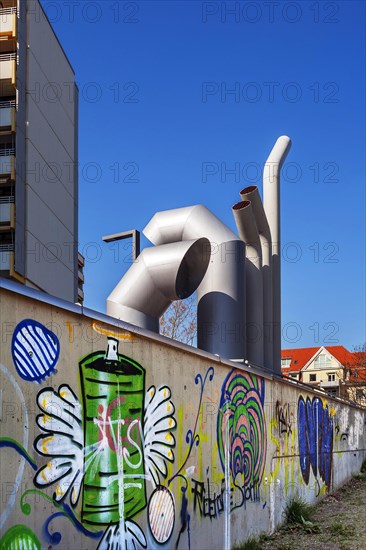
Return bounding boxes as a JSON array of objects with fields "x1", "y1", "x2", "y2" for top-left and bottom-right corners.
[
  {"x1": 328, "y1": 373, "x2": 336, "y2": 382},
  {"x1": 281, "y1": 358, "x2": 291, "y2": 367},
  {"x1": 327, "y1": 388, "x2": 337, "y2": 397},
  {"x1": 309, "y1": 374, "x2": 316, "y2": 382},
  {"x1": 356, "y1": 389, "x2": 365, "y2": 400},
  {"x1": 314, "y1": 354, "x2": 331, "y2": 368}
]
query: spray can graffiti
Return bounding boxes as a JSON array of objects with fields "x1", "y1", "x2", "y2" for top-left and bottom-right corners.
[{"x1": 79, "y1": 338, "x2": 146, "y2": 525}]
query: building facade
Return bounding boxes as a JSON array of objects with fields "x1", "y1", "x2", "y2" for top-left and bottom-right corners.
[
  {"x1": 0, "y1": 0, "x2": 83, "y2": 303},
  {"x1": 281, "y1": 345, "x2": 366, "y2": 405}
]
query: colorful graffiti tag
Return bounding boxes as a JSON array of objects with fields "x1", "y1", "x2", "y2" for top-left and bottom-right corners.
[
  {"x1": 217, "y1": 369, "x2": 267, "y2": 509},
  {"x1": 11, "y1": 319, "x2": 60, "y2": 382},
  {"x1": 297, "y1": 396, "x2": 334, "y2": 491},
  {"x1": 32, "y1": 336, "x2": 177, "y2": 548}
]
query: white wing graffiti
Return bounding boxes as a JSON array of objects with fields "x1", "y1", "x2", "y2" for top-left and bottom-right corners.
[
  {"x1": 34, "y1": 385, "x2": 84, "y2": 505},
  {"x1": 143, "y1": 386, "x2": 177, "y2": 487}
]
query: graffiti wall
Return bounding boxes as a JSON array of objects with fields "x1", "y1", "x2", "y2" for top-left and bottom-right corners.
[{"x1": 0, "y1": 286, "x2": 365, "y2": 549}]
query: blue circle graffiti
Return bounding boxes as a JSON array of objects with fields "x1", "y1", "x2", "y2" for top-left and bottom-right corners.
[{"x1": 11, "y1": 319, "x2": 60, "y2": 382}]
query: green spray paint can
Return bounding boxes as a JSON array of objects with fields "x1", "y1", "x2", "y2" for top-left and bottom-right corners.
[{"x1": 79, "y1": 338, "x2": 146, "y2": 525}]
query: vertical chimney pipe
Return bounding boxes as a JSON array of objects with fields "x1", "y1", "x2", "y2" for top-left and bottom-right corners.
[
  {"x1": 263, "y1": 136, "x2": 292, "y2": 374},
  {"x1": 239, "y1": 185, "x2": 273, "y2": 371},
  {"x1": 232, "y1": 199, "x2": 264, "y2": 366}
]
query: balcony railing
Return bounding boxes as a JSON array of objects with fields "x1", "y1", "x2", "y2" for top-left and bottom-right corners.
[
  {"x1": 0, "y1": 8, "x2": 17, "y2": 15},
  {"x1": 0, "y1": 244, "x2": 14, "y2": 271},
  {"x1": 0, "y1": 148, "x2": 15, "y2": 156},
  {"x1": 0, "y1": 195, "x2": 15, "y2": 203},
  {"x1": 0, "y1": 200, "x2": 14, "y2": 227},
  {"x1": 0, "y1": 53, "x2": 16, "y2": 62},
  {"x1": 0, "y1": 100, "x2": 16, "y2": 109},
  {"x1": 0, "y1": 103, "x2": 15, "y2": 130},
  {"x1": 0, "y1": 150, "x2": 15, "y2": 179},
  {"x1": 319, "y1": 379, "x2": 339, "y2": 388},
  {"x1": 0, "y1": 53, "x2": 16, "y2": 94},
  {"x1": 0, "y1": 8, "x2": 17, "y2": 38},
  {"x1": 0, "y1": 244, "x2": 14, "y2": 252}
]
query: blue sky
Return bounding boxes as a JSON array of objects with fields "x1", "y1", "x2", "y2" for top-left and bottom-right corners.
[{"x1": 42, "y1": 0, "x2": 365, "y2": 350}]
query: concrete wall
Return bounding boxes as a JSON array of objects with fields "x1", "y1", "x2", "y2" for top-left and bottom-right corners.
[{"x1": 0, "y1": 282, "x2": 365, "y2": 549}]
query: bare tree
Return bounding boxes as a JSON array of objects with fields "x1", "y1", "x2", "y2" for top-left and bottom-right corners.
[{"x1": 159, "y1": 294, "x2": 197, "y2": 346}]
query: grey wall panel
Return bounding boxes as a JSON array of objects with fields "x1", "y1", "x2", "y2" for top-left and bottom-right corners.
[
  {"x1": 27, "y1": 1, "x2": 75, "y2": 122},
  {"x1": 26, "y1": 56, "x2": 75, "y2": 161},
  {"x1": 26, "y1": 142, "x2": 76, "y2": 233},
  {"x1": 25, "y1": 185, "x2": 75, "y2": 272},
  {"x1": 26, "y1": 94, "x2": 75, "y2": 196},
  {"x1": 14, "y1": 0, "x2": 27, "y2": 277},
  {"x1": 24, "y1": 230, "x2": 76, "y2": 301}
]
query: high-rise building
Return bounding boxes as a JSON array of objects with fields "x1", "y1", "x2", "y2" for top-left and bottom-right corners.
[{"x1": 0, "y1": 0, "x2": 83, "y2": 303}]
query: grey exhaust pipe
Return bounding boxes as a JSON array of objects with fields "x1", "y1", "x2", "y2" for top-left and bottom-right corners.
[
  {"x1": 144, "y1": 205, "x2": 246, "y2": 361},
  {"x1": 106, "y1": 237, "x2": 210, "y2": 332},
  {"x1": 263, "y1": 136, "x2": 292, "y2": 374},
  {"x1": 239, "y1": 186, "x2": 273, "y2": 371},
  {"x1": 232, "y1": 199, "x2": 263, "y2": 366}
]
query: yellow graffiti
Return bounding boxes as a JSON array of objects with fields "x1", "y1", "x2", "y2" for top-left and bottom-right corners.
[
  {"x1": 41, "y1": 436, "x2": 53, "y2": 454},
  {"x1": 65, "y1": 321, "x2": 74, "y2": 351},
  {"x1": 92, "y1": 322, "x2": 134, "y2": 340}
]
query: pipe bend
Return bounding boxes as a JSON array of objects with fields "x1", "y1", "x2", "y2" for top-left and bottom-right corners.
[
  {"x1": 144, "y1": 204, "x2": 238, "y2": 246},
  {"x1": 107, "y1": 237, "x2": 210, "y2": 327},
  {"x1": 263, "y1": 135, "x2": 292, "y2": 182}
]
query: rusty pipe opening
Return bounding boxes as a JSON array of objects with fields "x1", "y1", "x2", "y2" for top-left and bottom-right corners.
[{"x1": 232, "y1": 200, "x2": 251, "y2": 210}]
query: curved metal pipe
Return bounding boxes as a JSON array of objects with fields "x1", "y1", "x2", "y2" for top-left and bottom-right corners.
[
  {"x1": 232, "y1": 199, "x2": 263, "y2": 366},
  {"x1": 239, "y1": 186, "x2": 273, "y2": 371},
  {"x1": 263, "y1": 136, "x2": 292, "y2": 374},
  {"x1": 144, "y1": 205, "x2": 246, "y2": 361},
  {"x1": 106, "y1": 237, "x2": 210, "y2": 332}
]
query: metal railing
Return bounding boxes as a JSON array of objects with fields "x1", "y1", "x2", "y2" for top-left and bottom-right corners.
[
  {"x1": 0, "y1": 195, "x2": 14, "y2": 204},
  {"x1": 0, "y1": 7, "x2": 17, "y2": 15},
  {"x1": 0, "y1": 53, "x2": 16, "y2": 62},
  {"x1": 0, "y1": 244, "x2": 14, "y2": 252},
  {"x1": 0, "y1": 100, "x2": 15, "y2": 109},
  {"x1": 0, "y1": 148, "x2": 15, "y2": 156}
]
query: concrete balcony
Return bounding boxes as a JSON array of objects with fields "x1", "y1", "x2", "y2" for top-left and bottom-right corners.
[
  {"x1": 0, "y1": 149, "x2": 15, "y2": 179},
  {"x1": 0, "y1": 197, "x2": 15, "y2": 229},
  {"x1": 0, "y1": 8, "x2": 17, "y2": 38},
  {"x1": 0, "y1": 244, "x2": 13, "y2": 271},
  {"x1": 319, "y1": 379, "x2": 339, "y2": 388},
  {"x1": 0, "y1": 101, "x2": 16, "y2": 131},
  {"x1": 78, "y1": 287, "x2": 84, "y2": 303},
  {"x1": 0, "y1": 53, "x2": 16, "y2": 95}
]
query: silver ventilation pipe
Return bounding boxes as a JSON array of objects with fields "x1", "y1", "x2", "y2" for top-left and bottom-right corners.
[
  {"x1": 232, "y1": 199, "x2": 263, "y2": 366},
  {"x1": 239, "y1": 186, "x2": 273, "y2": 371},
  {"x1": 106, "y1": 237, "x2": 210, "y2": 332},
  {"x1": 144, "y1": 205, "x2": 246, "y2": 361},
  {"x1": 263, "y1": 136, "x2": 292, "y2": 374}
]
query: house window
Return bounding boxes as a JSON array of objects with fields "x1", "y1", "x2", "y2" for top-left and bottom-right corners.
[
  {"x1": 314, "y1": 354, "x2": 331, "y2": 368},
  {"x1": 327, "y1": 388, "x2": 337, "y2": 397},
  {"x1": 281, "y1": 358, "x2": 291, "y2": 367},
  {"x1": 328, "y1": 373, "x2": 336, "y2": 382},
  {"x1": 309, "y1": 374, "x2": 317, "y2": 382}
]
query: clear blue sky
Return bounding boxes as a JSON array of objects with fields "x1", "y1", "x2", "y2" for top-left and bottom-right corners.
[{"x1": 42, "y1": 0, "x2": 365, "y2": 350}]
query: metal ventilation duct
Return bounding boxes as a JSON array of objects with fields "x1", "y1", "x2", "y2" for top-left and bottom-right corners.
[
  {"x1": 144, "y1": 205, "x2": 246, "y2": 361},
  {"x1": 106, "y1": 237, "x2": 210, "y2": 332},
  {"x1": 263, "y1": 136, "x2": 292, "y2": 374},
  {"x1": 239, "y1": 185, "x2": 273, "y2": 370},
  {"x1": 232, "y1": 199, "x2": 263, "y2": 366}
]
